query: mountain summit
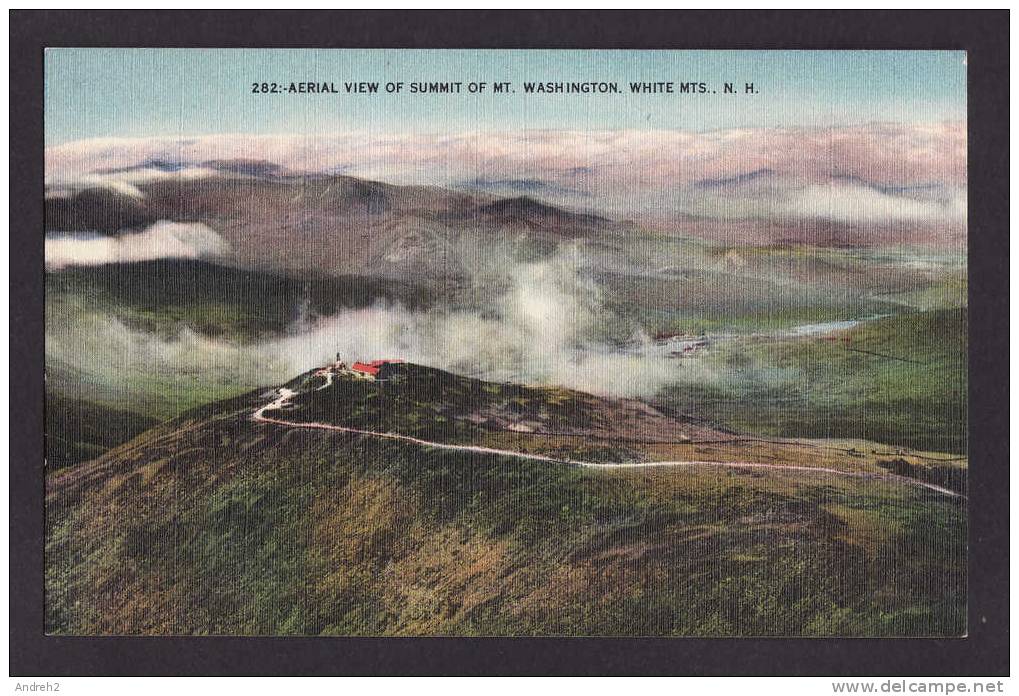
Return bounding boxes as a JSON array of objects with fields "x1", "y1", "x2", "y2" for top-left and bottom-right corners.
[{"x1": 46, "y1": 362, "x2": 965, "y2": 636}]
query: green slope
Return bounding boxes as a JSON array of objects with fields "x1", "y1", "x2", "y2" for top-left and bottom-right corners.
[
  {"x1": 658, "y1": 308, "x2": 968, "y2": 453},
  {"x1": 46, "y1": 368, "x2": 966, "y2": 637},
  {"x1": 45, "y1": 393, "x2": 160, "y2": 470}
]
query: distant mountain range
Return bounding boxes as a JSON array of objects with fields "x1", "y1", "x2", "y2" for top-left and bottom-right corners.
[
  {"x1": 46, "y1": 172, "x2": 631, "y2": 279},
  {"x1": 46, "y1": 165, "x2": 966, "y2": 262}
]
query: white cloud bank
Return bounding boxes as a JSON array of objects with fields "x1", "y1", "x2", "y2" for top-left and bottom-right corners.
[
  {"x1": 776, "y1": 184, "x2": 967, "y2": 225},
  {"x1": 45, "y1": 221, "x2": 232, "y2": 270},
  {"x1": 679, "y1": 181, "x2": 968, "y2": 226},
  {"x1": 45, "y1": 166, "x2": 220, "y2": 199}
]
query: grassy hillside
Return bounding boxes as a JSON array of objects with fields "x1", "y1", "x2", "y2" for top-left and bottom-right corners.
[
  {"x1": 596, "y1": 237, "x2": 961, "y2": 336},
  {"x1": 46, "y1": 367, "x2": 966, "y2": 636},
  {"x1": 46, "y1": 260, "x2": 431, "y2": 340},
  {"x1": 658, "y1": 309, "x2": 968, "y2": 454},
  {"x1": 45, "y1": 393, "x2": 159, "y2": 469}
]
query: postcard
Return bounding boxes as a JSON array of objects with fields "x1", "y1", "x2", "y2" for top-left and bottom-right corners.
[{"x1": 43, "y1": 48, "x2": 968, "y2": 637}]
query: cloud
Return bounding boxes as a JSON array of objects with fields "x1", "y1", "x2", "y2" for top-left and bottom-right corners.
[
  {"x1": 45, "y1": 221, "x2": 232, "y2": 270},
  {"x1": 255, "y1": 249, "x2": 676, "y2": 398},
  {"x1": 679, "y1": 180, "x2": 967, "y2": 226},
  {"x1": 47, "y1": 245, "x2": 696, "y2": 400},
  {"x1": 775, "y1": 183, "x2": 967, "y2": 225},
  {"x1": 45, "y1": 164, "x2": 220, "y2": 199},
  {"x1": 45, "y1": 305, "x2": 282, "y2": 407}
]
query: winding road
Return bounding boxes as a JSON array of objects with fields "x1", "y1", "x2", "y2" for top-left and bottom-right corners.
[{"x1": 252, "y1": 386, "x2": 964, "y2": 499}]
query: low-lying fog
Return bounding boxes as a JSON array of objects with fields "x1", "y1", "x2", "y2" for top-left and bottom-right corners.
[{"x1": 47, "y1": 245, "x2": 787, "y2": 403}]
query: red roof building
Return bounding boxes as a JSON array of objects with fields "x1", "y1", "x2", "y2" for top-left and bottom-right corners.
[
  {"x1": 351, "y1": 360, "x2": 404, "y2": 379},
  {"x1": 351, "y1": 361, "x2": 379, "y2": 377}
]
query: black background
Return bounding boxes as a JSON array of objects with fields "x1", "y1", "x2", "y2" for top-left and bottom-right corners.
[{"x1": 9, "y1": 10, "x2": 1009, "y2": 676}]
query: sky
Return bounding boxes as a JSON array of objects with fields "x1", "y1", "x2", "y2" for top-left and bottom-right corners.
[{"x1": 45, "y1": 49, "x2": 966, "y2": 145}]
